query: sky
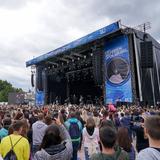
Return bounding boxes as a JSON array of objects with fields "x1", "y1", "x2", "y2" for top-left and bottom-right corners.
[{"x1": 0, "y1": 0, "x2": 160, "y2": 91}]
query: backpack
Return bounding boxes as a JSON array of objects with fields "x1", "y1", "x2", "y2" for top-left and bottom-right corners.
[
  {"x1": 69, "y1": 122, "x2": 81, "y2": 142},
  {"x1": 100, "y1": 147, "x2": 129, "y2": 160},
  {"x1": 4, "y1": 136, "x2": 23, "y2": 160}
]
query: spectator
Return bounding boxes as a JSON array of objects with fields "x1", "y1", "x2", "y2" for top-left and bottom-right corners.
[
  {"x1": 91, "y1": 126, "x2": 129, "y2": 160},
  {"x1": 117, "y1": 127, "x2": 136, "y2": 160},
  {"x1": 0, "y1": 120, "x2": 30, "y2": 160},
  {"x1": 34, "y1": 118, "x2": 73, "y2": 160},
  {"x1": 93, "y1": 110, "x2": 100, "y2": 127},
  {"x1": 65, "y1": 111, "x2": 82, "y2": 160},
  {"x1": 44, "y1": 115, "x2": 52, "y2": 125},
  {"x1": 0, "y1": 118, "x2": 11, "y2": 141},
  {"x1": 132, "y1": 117, "x2": 149, "y2": 152},
  {"x1": 82, "y1": 117, "x2": 100, "y2": 160},
  {"x1": 137, "y1": 116, "x2": 160, "y2": 160},
  {"x1": 120, "y1": 111, "x2": 132, "y2": 139},
  {"x1": 114, "y1": 113, "x2": 121, "y2": 129},
  {"x1": 32, "y1": 113, "x2": 47, "y2": 155}
]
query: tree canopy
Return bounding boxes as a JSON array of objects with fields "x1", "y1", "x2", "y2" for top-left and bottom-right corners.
[{"x1": 0, "y1": 80, "x2": 23, "y2": 102}]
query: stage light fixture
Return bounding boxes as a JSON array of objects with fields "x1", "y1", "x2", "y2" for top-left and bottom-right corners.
[
  {"x1": 84, "y1": 55, "x2": 86, "y2": 59},
  {"x1": 90, "y1": 53, "x2": 93, "y2": 56}
]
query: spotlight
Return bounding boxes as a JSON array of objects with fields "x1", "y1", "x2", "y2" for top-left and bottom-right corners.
[
  {"x1": 84, "y1": 55, "x2": 86, "y2": 59},
  {"x1": 90, "y1": 53, "x2": 93, "y2": 56},
  {"x1": 78, "y1": 57, "x2": 80, "y2": 60}
]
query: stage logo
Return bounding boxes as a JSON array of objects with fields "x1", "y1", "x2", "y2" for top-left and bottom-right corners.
[{"x1": 104, "y1": 35, "x2": 132, "y2": 104}]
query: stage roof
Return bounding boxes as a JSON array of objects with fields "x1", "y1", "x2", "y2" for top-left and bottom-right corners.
[{"x1": 26, "y1": 21, "x2": 120, "y2": 67}]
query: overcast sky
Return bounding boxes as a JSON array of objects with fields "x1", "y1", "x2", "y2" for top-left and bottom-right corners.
[{"x1": 0, "y1": 0, "x2": 160, "y2": 91}]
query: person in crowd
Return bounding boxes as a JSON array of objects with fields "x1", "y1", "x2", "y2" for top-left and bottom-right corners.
[
  {"x1": 34, "y1": 117, "x2": 73, "y2": 160},
  {"x1": 32, "y1": 113, "x2": 48, "y2": 155},
  {"x1": 0, "y1": 118, "x2": 11, "y2": 141},
  {"x1": 117, "y1": 127, "x2": 136, "y2": 160},
  {"x1": 91, "y1": 126, "x2": 129, "y2": 160},
  {"x1": 29, "y1": 110, "x2": 38, "y2": 127},
  {"x1": 82, "y1": 117, "x2": 100, "y2": 160},
  {"x1": 93, "y1": 110, "x2": 100, "y2": 127},
  {"x1": 21, "y1": 119, "x2": 30, "y2": 138},
  {"x1": 65, "y1": 111, "x2": 82, "y2": 160},
  {"x1": 132, "y1": 116, "x2": 149, "y2": 152},
  {"x1": 0, "y1": 120, "x2": 30, "y2": 160},
  {"x1": 120, "y1": 111, "x2": 132, "y2": 139},
  {"x1": 100, "y1": 110, "x2": 109, "y2": 123},
  {"x1": 114, "y1": 113, "x2": 121, "y2": 129},
  {"x1": 137, "y1": 116, "x2": 160, "y2": 160},
  {"x1": 60, "y1": 108, "x2": 67, "y2": 122},
  {"x1": 75, "y1": 111, "x2": 85, "y2": 129},
  {"x1": 44, "y1": 115, "x2": 53, "y2": 125}
]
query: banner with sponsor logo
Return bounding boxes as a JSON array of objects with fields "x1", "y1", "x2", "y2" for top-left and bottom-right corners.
[
  {"x1": 36, "y1": 91, "x2": 44, "y2": 106},
  {"x1": 104, "y1": 35, "x2": 132, "y2": 104}
]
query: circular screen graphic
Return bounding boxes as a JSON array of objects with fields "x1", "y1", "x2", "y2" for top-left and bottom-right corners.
[{"x1": 106, "y1": 57, "x2": 130, "y2": 85}]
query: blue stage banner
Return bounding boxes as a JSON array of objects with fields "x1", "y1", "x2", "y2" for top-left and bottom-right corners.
[
  {"x1": 26, "y1": 21, "x2": 119, "y2": 67},
  {"x1": 35, "y1": 91, "x2": 44, "y2": 106},
  {"x1": 104, "y1": 35, "x2": 132, "y2": 104}
]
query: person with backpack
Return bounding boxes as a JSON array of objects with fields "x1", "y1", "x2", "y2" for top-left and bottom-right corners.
[
  {"x1": 0, "y1": 120, "x2": 30, "y2": 160},
  {"x1": 91, "y1": 126, "x2": 129, "y2": 160},
  {"x1": 82, "y1": 117, "x2": 100, "y2": 160},
  {"x1": 65, "y1": 111, "x2": 82, "y2": 160}
]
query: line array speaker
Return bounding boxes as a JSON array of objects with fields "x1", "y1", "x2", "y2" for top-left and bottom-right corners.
[
  {"x1": 140, "y1": 41, "x2": 153, "y2": 68},
  {"x1": 92, "y1": 50, "x2": 104, "y2": 85},
  {"x1": 31, "y1": 74, "x2": 34, "y2": 87}
]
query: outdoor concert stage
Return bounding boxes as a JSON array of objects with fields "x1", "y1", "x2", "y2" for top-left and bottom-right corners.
[{"x1": 26, "y1": 21, "x2": 160, "y2": 106}]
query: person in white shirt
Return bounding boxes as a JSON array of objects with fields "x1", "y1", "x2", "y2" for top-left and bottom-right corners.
[{"x1": 82, "y1": 117, "x2": 100, "y2": 160}]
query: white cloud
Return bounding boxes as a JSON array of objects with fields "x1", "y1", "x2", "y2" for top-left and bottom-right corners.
[{"x1": 0, "y1": 0, "x2": 159, "y2": 91}]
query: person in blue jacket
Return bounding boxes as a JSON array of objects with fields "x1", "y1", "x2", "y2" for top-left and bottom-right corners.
[{"x1": 65, "y1": 111, "x2": 82, "y2": 160}]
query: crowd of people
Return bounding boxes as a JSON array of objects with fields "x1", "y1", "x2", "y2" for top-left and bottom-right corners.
[{"x1": 0, "y1": 104, "x2": 160, "y2": 160}]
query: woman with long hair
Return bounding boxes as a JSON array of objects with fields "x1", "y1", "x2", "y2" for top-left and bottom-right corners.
[
  {"x1": 34, "y1": 118, "x2": 72, "y2": 160},
  {"x1": 82, "y1": 117, "x2": 100, "y2": 160},
  {"x1": 117, "y1": 127, "x2": 136, "y2": 160}
]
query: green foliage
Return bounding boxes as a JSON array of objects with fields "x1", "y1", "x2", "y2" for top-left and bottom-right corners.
[{"x1": 0, "y1": 80, "x2": 23, "y2": 102}]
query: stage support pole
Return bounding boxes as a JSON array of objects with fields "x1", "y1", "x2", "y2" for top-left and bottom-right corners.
[
  {"x1": 153, "y1": 47, "x2": 160, "y2": 102},
  {"x1": 149, "y1": 68, "x2": 156, "y2": 106},
  {"x1": 42, "y1": 69, "x2": 48, "y2": 105}
]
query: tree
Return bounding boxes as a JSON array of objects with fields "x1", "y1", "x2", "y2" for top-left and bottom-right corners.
[{"x1": 0, "y1": 80, "x2": 23, "y2": 102}]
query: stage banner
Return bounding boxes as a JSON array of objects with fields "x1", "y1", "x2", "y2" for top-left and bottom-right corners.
[
  {"x1": 104, "y1": 35, "x2": 132, "y2": 104},
  {"x1": 35, "y1": 91, "x2": 44, "y2": 106}
]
